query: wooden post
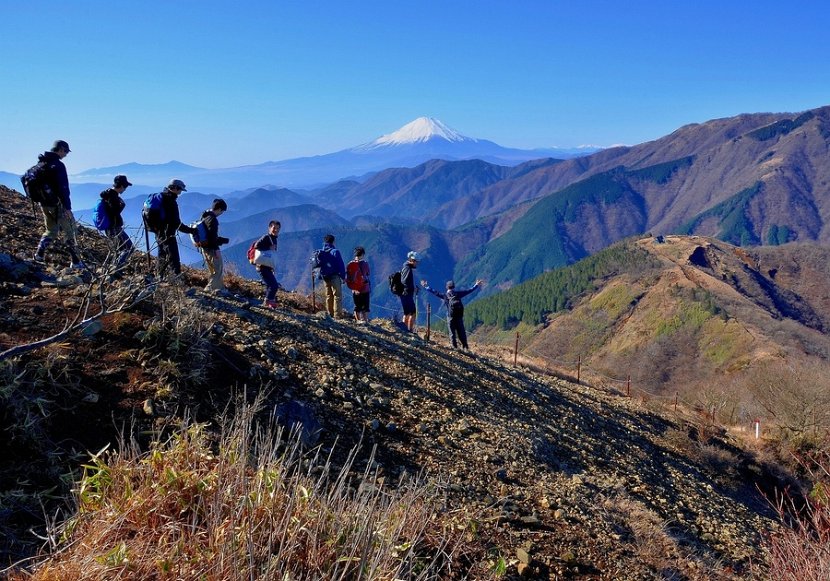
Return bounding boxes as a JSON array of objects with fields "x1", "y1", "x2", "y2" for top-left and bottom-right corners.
[
  {"x1": 626, "y1": 375, "x2": 631, "y2": 397},
  {"x1": 425, "y1": 303, "x2": 431, "y2": 343},
  {"x1": 513, "y1": 331, "x2": 519, "y2": 366},
  {"x1": 577, "y1": 355, "x2": 581, "y2": 383},
  {"x1": 311, "y1": 272, "x2": 316, "y2": 311}
]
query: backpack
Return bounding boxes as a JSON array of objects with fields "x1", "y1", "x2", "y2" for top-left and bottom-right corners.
[
  {"x1": 346, "y1": 260, "x2": 369, "y2": 292},
  {"x1": 389, "y1": 271, "x2": 405, "y2": 296},
  {"x1": 190, "y1": 219, "x2": 209, "y2": 248},
  {"x1": 247, "y1": 242, "x2": 257, "y2": 264},
  {"x1": 311, "y1": 248, "x2": 336, "y2": 277},
  {"x1": 92, "y1": 199, "x2": 111, "y2": 232},
  {"x1": 20, "y1": 162, "x2": 57, "y2": 205},
  {"x1": 142, "y1": 192, "x2": 166, "y2": 233}
]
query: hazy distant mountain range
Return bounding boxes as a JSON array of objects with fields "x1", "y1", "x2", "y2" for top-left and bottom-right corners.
[
  {"x1": 6, "y1": 107, "x2": 830, "y2": 317},
  {"x1": 64, "y1": 117, "x2": 599, "y2": 190}
]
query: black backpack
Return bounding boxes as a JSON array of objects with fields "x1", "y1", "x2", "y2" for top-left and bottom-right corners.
[
  {"x1": 20, "y1": 162, "x2": 57, "y2": 205},
  {"x1": 389, "y1": 271, "x2": 405, "y2": 295}
]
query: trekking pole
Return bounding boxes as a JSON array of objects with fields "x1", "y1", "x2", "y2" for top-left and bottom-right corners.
[
  {"x1": 311, "y1": 271, "x2": 316, "y2": 311},
  {"x1": 425, "y1": 303, "x2": 431, "y2": 343},
  {"x1": 577, "y1": 355, "x2": 581, "y2": 383},
  {"x1": 142, "y1": 218, "x2": 152, "y2": 272}
]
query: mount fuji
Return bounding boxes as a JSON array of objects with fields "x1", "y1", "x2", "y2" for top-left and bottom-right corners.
[{"x1": 68, "y1": 117, "x2": 599, "y2": 191}]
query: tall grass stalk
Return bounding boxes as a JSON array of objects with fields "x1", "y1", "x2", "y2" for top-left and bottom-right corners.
[{"x1": 10, "y1": 398, "x2": 477, "y2": 580}]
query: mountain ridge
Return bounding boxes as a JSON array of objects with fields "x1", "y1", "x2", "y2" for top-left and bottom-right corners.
[{"x1": 0, "y1": 185, "x2": 784, "y2": 577}]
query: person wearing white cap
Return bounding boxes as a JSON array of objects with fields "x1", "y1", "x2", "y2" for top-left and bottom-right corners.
[{"x1": 399, "y1": 250, "x2": 421, "y2": 332}]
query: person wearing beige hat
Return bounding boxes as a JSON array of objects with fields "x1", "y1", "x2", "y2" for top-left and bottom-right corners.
[{"x1": 146, "y1": 178, "x2": 197, "y2": 278}]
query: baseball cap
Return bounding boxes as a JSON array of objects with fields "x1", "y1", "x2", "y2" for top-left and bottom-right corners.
[
  {"x1": 114, "y1": 174, "x2": 132, "y2": 187},
  {"x1": 168, "y1": 178, "x2": 187, "y2": 191},
  {"x1": 407, "y1": 251, "x2": 421, "y2": 261},
  {"x1": 52, "y1": 139, "x2": 71, "y2": 152}
]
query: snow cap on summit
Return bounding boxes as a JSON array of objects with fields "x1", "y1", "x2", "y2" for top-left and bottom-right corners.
[{"x1": 369, "y1": 117, "x2": 475, "y2": 146}]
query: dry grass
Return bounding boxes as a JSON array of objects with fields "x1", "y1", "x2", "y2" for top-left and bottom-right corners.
[
  {"x1": 6, "y1": 397, "x2": 485, "y2": 580},
  {"x1": 755, "y1": 445, "x2": 830, "y2": 580}
]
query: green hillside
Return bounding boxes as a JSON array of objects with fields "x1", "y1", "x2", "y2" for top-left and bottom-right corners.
[
  {"x1": 454, "y1": 169, "x2": 647, "y2": 291},
  {"x1": 466, "y1": 238, "x2": 661, "y2": 329}
]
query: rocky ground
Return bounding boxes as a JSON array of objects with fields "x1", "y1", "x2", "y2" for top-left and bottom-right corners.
[{"x1": 0, "y1": 186, "x2": 783, "y2": 579}]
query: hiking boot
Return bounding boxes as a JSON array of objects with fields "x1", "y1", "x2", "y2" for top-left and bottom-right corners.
[
  {"x1": 264, "y1": 300, "x2": 278, "y2": 309},
  {"x1": 69, "y1": 261, "x2": 87, "y2": 271},
  {"x1": 33, "y1": 253, "x2": 46, "y2": 265}
]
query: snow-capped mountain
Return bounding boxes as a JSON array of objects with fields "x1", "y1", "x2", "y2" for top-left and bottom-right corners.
[
  {"x1": 357, "y1": 117, "x2": 475, "y2": 149},
  {"x1": 66, "y1": 118, "x2": 599, "y2": 190}
]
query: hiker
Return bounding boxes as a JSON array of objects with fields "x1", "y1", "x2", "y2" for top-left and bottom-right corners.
[
  {"x1": 31, "y1": 140, "x2": 84, "y2": 269},
  {"x1": 252, "y1": 220, "x2": 281, "y2": 309},
  {"x1": 314, "y1": 234, "x2": 346, "y2": 318},
  {"x1": 346, "y1": 246, "x2": 371, "y2": 322},
  {"x1": 197, "y1": 199, "x2": 230, "y2": 293},
  {"x1": 144, "y1": 178, "x2": 197, "y2": 279},
  {"x1": 400, "y1": 251, "x2": 421, "y2": 332},
  {"x1": 97, "y1": 174, "x2": 134, "y2": 269},
  {"x1": 421, "y1": 278, "x2": 483, "y2": 350}
]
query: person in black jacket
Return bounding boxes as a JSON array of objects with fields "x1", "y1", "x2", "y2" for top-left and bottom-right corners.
[
  {"x1": 400, "y1": 251, "x2": 420, "y2": 332},
  {"x1": 198, "y1": 198, "x2": 230, "y2": 292},
  {"x1": 153, "y1": 178, "x2": 197, "y2": 279},
  {"x1": 99, "y1": 174, "x2": 134, "y2": 269},
  {"x1": 421, "y1": 278, "x2": 483, "y2": 350},
  {"x1": 32, "y1": 140, "x2": 84, "y2": 269},
  {"x1": 253, "y1": 220, "x2": 281, "y2": 308}
]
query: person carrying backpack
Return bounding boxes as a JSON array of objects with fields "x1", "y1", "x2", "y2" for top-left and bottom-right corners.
[
  {"x1": 145, "y1": 178, "x2": 197, "y2": 279},
  {"x1": 346, "y1": 246, "x2": 371, "y2": 323},
  {"x1": 252, "y1": 220, "x2": 281, "y2": 309},
  {"x1": 399, "y1": 251, "x2": 421, "y2": 332},
  {"x1": 421, "y1": 278, "x2": 483, "y2": 351},
  {"x1": 315, "y1": 234, "x2": 346, "y2": 318},
  {"x1": 197, "y1": 199, "x2": 230, "y2": 293},
  {"x1": 96, "y1": 174, "x2": 134, "y2": 270},
  {"x1": 30, "y1": 140, "x2": 84, "y2": 269}
]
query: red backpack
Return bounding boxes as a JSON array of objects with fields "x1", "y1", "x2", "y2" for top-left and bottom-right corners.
[
  {"x1": 346, "y1": 260, "x2": 370, "y2": 292},
  {"x1": 247, "y1": 241, "x2": 257, "y2": 265}
]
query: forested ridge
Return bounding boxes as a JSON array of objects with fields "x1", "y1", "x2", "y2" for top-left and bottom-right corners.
[{"x1": 466, "y1": 237, "x2": 662, "y2": 329}]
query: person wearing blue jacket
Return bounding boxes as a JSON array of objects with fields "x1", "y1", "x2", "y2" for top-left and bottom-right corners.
[
  {"x1": 317, "y1": 234, "x2": 346, "y2": 318},
  {"x1": 32, "y1": 140, "x2": 84, "y2": 269},
  {"x1": 421, "y1": 278, "x2": 483, "y2": 350}
]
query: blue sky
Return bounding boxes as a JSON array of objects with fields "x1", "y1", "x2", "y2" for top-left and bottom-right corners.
[{"x1": 1, "y1": 0, "x2": 828, "y2": 173}]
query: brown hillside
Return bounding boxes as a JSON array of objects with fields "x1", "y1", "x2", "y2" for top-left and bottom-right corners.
[
  {"x1": 526, "y1": 235, "x2": 830, "y2": 401},
  {"x1": 439, "y1": 106, "x2": 830, "y2": 246},
  {"x1": 0, "y1": 187, "x2": 787, "y2": 579}
]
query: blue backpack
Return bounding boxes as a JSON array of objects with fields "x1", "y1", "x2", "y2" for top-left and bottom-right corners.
[
  {"x1": 190, "y1": 219, "x2": 210, "y2": 248},
  {"x1": 142, "y1": 193, "x2": 166, "y2": 233},
  {"x1": 311, "y1": 248, "x2": 336, "y2": 277},
  {"x1": 92, "y1": 199, "x2": 110, "y2": 232}
]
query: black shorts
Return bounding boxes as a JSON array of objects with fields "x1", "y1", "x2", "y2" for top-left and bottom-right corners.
[
  {"x1": 400, "y1": 294, "x2": 416, "y2": 316},
  {"x1": 353, "y1": 291, "x2": 370, "y2": 313}
]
